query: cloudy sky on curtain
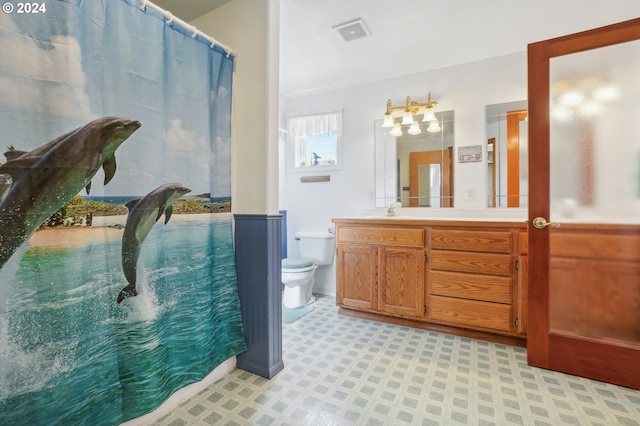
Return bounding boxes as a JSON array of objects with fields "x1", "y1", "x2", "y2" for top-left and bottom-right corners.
[{"x1": 0, "y1": 0, "x2": 233, "y2": 198}]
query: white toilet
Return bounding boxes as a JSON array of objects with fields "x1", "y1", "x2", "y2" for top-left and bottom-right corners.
[{"x1": 282, "y1": 231, "x2": 336, "y2": 309}]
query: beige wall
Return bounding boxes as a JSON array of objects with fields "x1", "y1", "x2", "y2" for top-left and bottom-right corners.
[{"x1": 193, "y1": 0, "x2": 280, "y2": 215}]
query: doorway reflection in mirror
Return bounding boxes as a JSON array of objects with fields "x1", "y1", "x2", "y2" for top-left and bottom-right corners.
[{"x1": 486, "y1": 101, "x2": 528, "y2": 208}]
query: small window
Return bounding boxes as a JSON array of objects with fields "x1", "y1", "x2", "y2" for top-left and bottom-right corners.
[
  {"x1": 287, "y1": 110, "x2": 342, "y2": 171},
  {"x1": 296, "y1": 132, "x2": 339, "y2": 168}
]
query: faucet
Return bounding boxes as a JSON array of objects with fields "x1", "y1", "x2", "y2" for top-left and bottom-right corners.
[{"x1": 387, "y1": 202, "x2": 399, "y2": 217}]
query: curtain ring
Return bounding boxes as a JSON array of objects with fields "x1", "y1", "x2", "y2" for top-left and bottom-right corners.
[
  {"x1": 140, "y1": 0, "x2": 147, "y2": 11},
  {"x1": 191, "y1": 25, "x2": 198, "y2": 38},
  {"x1": 224, "y1": 47, "x2": 231, "y2": 58},
  {"x1": 210, "y1": 37, "x2": 217, "y2": 49},
  {"x1": 165, "y1": 11, "x2": 173, "y2": 24}
]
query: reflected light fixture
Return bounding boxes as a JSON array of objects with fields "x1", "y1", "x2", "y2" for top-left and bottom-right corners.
[
  {"x1": 382, "y1": 92, "x2": 440, "y2": 136},
  {"x1": 551, "y1": 74, "x2": 620, "y2": 121},
  {"x1": 427, "y1": 119, "x2": 441, "y2": 133},
  {"x1": 389, "y1": 122, "x2": 402, "y2": 137},
  {"x1": 558, "y1": 90, "x2": 584, "y2": 107},
  {"x1": 408, "y1": 121, "x2": 421, "y2": 135},
  {"x1": 592, "y1": 84, "x2": 619, "y2": 102}
]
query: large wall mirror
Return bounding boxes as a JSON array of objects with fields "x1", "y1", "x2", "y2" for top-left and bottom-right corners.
[
  {"x1": 486, "y1": 101, "x2": 528, "y2": 208},
  {"x1": 375, "y1": 111, "x2": 454, "y2": 208}
]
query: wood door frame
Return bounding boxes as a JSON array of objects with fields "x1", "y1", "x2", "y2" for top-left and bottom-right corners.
[{"x1": 527, "y1": 18, "x2": 640, "y2": 384}]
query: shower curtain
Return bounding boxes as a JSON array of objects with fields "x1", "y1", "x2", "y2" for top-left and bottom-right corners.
[{"x1": 0, "y1": 1, "x2": 246, "y2": 424}]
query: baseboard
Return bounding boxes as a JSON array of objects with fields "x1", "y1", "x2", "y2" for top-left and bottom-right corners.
[
  {"x1": 236, "y1": 358, "x2": 284, "y2": 380},
  {"x1": 314, "y1": 289, "x2": 336, "y2": 297},
  {"x1": 338, "y1": 308, "x2": 527, "y2": 348}
]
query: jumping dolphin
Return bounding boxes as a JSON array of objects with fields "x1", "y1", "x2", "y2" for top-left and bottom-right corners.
[
  {"x1": 0, "y1": 125, "x2": 116, "y2": 195},
  {"x1": 0, "y1": 117, "x2": 141, "y2": 272},
  {"x1": 117, "y1": 183, "x2": 191, "y2": 303}
]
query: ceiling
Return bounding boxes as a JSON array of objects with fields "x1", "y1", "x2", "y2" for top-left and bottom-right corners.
[
  {"x1": 151, "y1": 0, "x2": 232, "y2": 22},
  {"x1": 150, "y1": 0, "x2": 640, "y2": 98}
]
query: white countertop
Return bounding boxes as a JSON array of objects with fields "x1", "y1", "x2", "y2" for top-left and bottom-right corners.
[
  {"x1": 347, "y1": 207, "x2": 640, "y2": 225},
  {"x1": 350, "y1": 208, "x2": 528, "y2": 222}
]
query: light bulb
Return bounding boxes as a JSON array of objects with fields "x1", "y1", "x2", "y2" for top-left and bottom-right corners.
[
  {"x1": 382, "y1": 113, "x2": 394, "y2": 128},
  {"x1": 422, "y1": 106, "x2": 435, "y2": 122},
  {"x1": 389, "y1": 122, "x2": 402, "y2": 137},
  {"x1": 578, "y1": 101, "x2": 602, "y2": 116},
  {"x1": 559, "y1": 90, "x2": 583, "y2": 107},
  {"x1": 593, "y1": 84, "x2": 619, "y2": 102},
  {"x1": 401, "y1": 110, "x2": 413, "y2": 125},
  {"x1": 408, "y1": 121, "x2": 421, "y2": 135}
]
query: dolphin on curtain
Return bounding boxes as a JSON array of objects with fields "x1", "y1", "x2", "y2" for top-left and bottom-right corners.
[
  {"x1": 0, "y1": 116, "x2": 141, "y2": 272},
  {"x1": 1, "y1": 123, "x2": 123, "y2": 197},
  {"x1": 117, "y1": 183, "x2": 192, "y2": 303}
]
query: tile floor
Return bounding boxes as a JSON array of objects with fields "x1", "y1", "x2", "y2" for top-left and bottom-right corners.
[{"x1": 145, "y1": 295, "x2": 640, "y2": 426}]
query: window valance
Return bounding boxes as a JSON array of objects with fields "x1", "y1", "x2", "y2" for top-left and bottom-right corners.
[{"x1": 287, "y1": 110, "x2": 342, "y2": 139}]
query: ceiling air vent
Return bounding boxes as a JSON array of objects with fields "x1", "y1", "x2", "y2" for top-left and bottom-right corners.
[{"x1": 333, "y1": 19, "x2": 370, "y2": 43}]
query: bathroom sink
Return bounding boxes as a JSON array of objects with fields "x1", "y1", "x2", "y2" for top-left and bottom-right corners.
[{"x1": 355, "y1": 215, "x2": 413, "y2": 219}]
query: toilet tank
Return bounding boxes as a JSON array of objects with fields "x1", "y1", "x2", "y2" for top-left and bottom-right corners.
[{"x1": 295, "y1": 231, "x2": 336, "y2": 265}]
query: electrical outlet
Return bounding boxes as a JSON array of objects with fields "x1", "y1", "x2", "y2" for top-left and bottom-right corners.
[{"x1": 465, "y1": 187, "x2": 476, "y2": 201}]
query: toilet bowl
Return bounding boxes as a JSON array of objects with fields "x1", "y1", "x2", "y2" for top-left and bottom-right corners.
[
  {"x1": 282, "y1": 257, "x2": 317, "y2": 308},
  {"x1": 282, "y1": 231, "x2": 335, "y2": 309}
]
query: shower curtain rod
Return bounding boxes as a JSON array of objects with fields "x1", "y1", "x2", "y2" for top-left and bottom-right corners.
[{"x1": 136, "y1": 0, "x2": 235, "y2": 57}]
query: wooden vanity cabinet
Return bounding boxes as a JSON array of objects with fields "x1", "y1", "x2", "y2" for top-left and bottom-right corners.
[
  {"x1": 335, "y1": 225, "x2": 425, "y2": 320},
  {"x1": 334, "y1": 218, "x2": 528, "y2": 344}
]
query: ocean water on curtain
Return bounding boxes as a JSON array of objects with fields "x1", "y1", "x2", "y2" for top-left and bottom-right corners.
[{"x1": 0, "y1": 217, "x2": 246, "y2": 425}]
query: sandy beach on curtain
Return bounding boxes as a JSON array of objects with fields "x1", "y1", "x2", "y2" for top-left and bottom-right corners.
[
  {"x1": 27, "y1": 213, "x2": 231, "y2": 248},
  {"x1": 28, "y1": 226, "x2": 125, "y2": 248}
]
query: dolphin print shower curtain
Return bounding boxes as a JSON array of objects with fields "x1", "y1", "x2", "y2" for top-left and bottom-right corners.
[{"x1": 0, "y1": 1, "x2": 246, "y2": 424}]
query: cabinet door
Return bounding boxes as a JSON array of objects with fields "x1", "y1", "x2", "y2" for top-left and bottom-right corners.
[
  {"x1": 378, "y1": 246, "x2": 424, "y2": 319},
  {"x1": 336, "y1": 244, "x2": 378, "y2": 311}
]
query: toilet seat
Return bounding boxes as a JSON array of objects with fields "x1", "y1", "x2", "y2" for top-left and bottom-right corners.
[
  {"x1": 282, "y1": 257, "x2": 317, "y2": 308},
  {"x1": 282, "y1": 257, "x2": 314, "y2": 270},
  {"x1": 282, "y1": 265, "x2": 315, "y2": 273},
  {"x1": 282, "y1": 257, "x2": 315, "y2": 273}
]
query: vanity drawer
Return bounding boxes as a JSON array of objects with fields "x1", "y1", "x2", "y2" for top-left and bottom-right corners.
[
  {"x1": 430, "y1": 270, "x2": 511, "y2": 304},
  {"x1": 430, "y1": 250, "x2": 512, "y2": 276},
  {"x1": 337, "y1": 227, "x2": 424, "y2": 248},
  {"x1": 430, "y1": 229, "x2": 512, "y2": 253},
  {"x1": 428, "y1": 295, "x2": 512, "y2": 332}
]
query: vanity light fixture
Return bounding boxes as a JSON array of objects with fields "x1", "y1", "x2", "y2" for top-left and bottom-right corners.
[{"x1": 382, "y1": 92, "x2": 441, "y2": 136}]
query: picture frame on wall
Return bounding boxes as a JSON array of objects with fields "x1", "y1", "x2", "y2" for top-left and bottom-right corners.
[{"x1": 458, "y1": 145, "x2": 482, "y2": 163}]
